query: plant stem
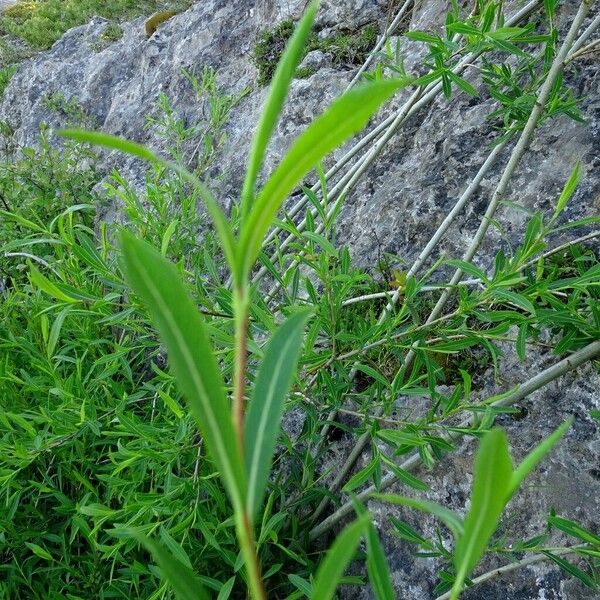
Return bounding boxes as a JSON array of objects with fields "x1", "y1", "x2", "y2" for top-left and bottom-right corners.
[
  {"x1": 435, "y1": 545, "x2": 590, "y2": 600},
  {"x1": 233, "y1": 286, "x2": 249, "y2": 454},
  {"x1": 236, "y1": 511, "x2": 267, "y2": 600},
  {"x1": 232, "y1": 284, "x2": 266, "y2": 599},
  {"x1": 309, "y1": 338, "x2": 600, "y2": 539}
]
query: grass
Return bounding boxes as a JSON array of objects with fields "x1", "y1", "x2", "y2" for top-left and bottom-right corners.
[
  {"x1": 253, "y1": 20, "x2": 379, "y2": 85},
  {"x1": 1, "y1": 0, "x2": 600, "y2": 598},
  {"x1": 0, "y1": 63, "x2": 16, "y2": 97},
  {"x1": 0, "y1": 0, "x2": 191, "y2": 68}
]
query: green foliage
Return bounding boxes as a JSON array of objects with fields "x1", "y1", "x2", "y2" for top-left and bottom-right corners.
[
  {"x1": 43, "y1": 91, "x2": 97, "y2": 128},
  {"x1": 310, "y1": 513, "x2": 371, "y2": 599},
  {"x1": 253, "y1": 20, "x2": 296, "y2": 86},
  {"x1": 91, "y1": 22, "x2": 124, "y2": 51},
  {"x1": 0, "y1": 63, "x2": 16, "y2": 98},
  {"x1": 253, "y1": 19, "x2": 378, "y2": 86},
  {"x1": 0, "y1": 0, "x2": 191, "y2": 67},
  {"x1": 374, "y1": 421, "x2": 575, "y2": 599},
  {"x1": 1, "y1": 0, "x2": 599, "y2": 598}
]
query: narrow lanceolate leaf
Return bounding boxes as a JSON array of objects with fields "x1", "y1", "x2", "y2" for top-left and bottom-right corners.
[
  {"x1": 366, "y1": 521, "x2": 395, "y2": 600},
  {"x1": 451, "y1": 428, "x2": 513, "y2": 600},
  {"x1": 133, "y1": 534, "x2": 210, "y2": 600},
  {"x1": 551, "y1": 161, "x2": 581, "y2": 223},
  {"x1": 548, "y1": 515, "x2": 600, "y2": 546},
  {"x1": 119, "y1": 232, "x2": 246, "y2": 510},
  {"x1": 29, "y1": 264, "x2": 78, "y2": 303},
  {"x1": 58, "y1": 129, "x2": 237, "y2": 281},
  {"x1": 240, "y1": 0, "x2": 318, "y2": 220},
  {"x1": 353, "y1": 500, "x2": 395, "y2": 600},
  {"x1": 508, "y1": 418, "x2": 571, "y2": 500},
  {"x1": 245, "y1": 310, "x2": 312, "y2": 520},
  {"x1": 371, "y1": 493, "x2": 464, "y2": 539},
  {"x1": 311, "y1": 513, "x2": 371, "y2": 600},
  {"x1": 542, "y1": 551, "x2": 598, "y2": 591},
  {"x1": 238, "y1": 77, "x2": 410, "y2": 279}
]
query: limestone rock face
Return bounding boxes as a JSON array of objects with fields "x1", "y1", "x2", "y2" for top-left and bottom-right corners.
[{"x1": 1, "y1": 0, "x2": 599, "y2": 597}]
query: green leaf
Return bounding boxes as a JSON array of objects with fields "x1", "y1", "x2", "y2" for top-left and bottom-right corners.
[
  {"x1": 366, "y1": 521, "x2": 395, "y2": 600},
  {"x1": 404, "y1": 31, "x2": 441, "y2": 44},
  {"x1": 343, "y1": 457, "x2": 380, "y2": 493},
  {"x1": 548, "y1": 515, "x2": 600, "y2": 546},
  {"x1": 58, "y1": 129, "x2": 237, "y2": 284},
  {"x1": 238, "y1": 77, "x2": 409, "y2": 279},
  {"x1": 288, "y1": 573, "x2": 312, "y2": 596},
  {"x1": 47, "y1": 307, "x2": 72, "y2": 359},
  {"x1": 158, "y1": 390, "x2": 185, "y2": 419},
  {"x1": 371, "y1": 493, "x2": 464, "y2": 539},
  {"x1": 447, "y1": 71, "x2": 479, "y2": 97},
  {"x1": 516, "y1": 323, "x2": 527, "y2": 362},
  {"x1": 446, "y1": 22, "x2": 481, "y2": 37},
  {"x1": 119, "y1": 231, "x2": 246, "y2": 511},
  {"x1": 245, "y1": 309, "x2": 312, "y2": 520},
  {"x1": 542, "y1": 551, "x2": 598, "y2": 591},
  {"x1": 133, "y1": 534, "x2": 210, "y2": 600},
  {"x1": 159, "y1": 527, "x2": 193, "y2": 569},
  {"x1": 354, "y1": 363, "x2": 390, "y2": 390},
  {"x1": 508, "y1": 419, "x2": 571, "y2": 500},
  {"x1": 551, "y1": 162, "x2": 581, "y2": 223},
  {"x1": 380, "y1": 454, "x2": 429, "y2": 491},
  {"x1": 28, "y1": 264, "x2": 78, "y2": 303},
  {"x1": 377, "y1": 429, "x2": 426, "y2": 448},
  {"x1": 451, "y1": 428, "x2": 513, "y2": 600},
  {"x1": 240, "y1": 0, "x2": 318, "y2": 220},
  {"x1": 25, "y1": 542, "x2": 52, "y2": 561},
  {"x1": 352, "y1": 497, "x2": 395, "y2": 600},
  {"x1": 310, "y1": 513, "x2": 370, "y2": 600},
  {"x1": 492, "y1": 288, "x2": 536, "y2": 315},
  {"x1": 217, "y1": 576, "x2": 236, "y2": 600},
  {"x1": 302, "y1": 231, "x2": 338, "y2": 256},
  {"x1": 161, "y1": 219, "x2": 179, "y2": 256},
  {"x1": 446, "y1": 259, "x2": 488, "y2": 282}
]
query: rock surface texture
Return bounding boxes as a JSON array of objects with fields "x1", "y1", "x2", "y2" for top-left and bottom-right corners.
[{"x1": 1, "y1": 0, "x2": 599, "y2": 598}]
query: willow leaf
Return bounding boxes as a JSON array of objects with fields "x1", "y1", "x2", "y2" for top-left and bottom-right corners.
[
  {"x1": 371, "y1": 493, "x2": 464, "y2": 539},
  {"x1": 134, "y1": 534, "x2": 210, "y2": 600},
  {"x1": 239, "y1": 77, "x2": 410, "y2": 279},
  {"x1": 245, "y1": 309, "x2": 312, "y2": 520},
  {"x1": 508, "y1": 418, "x2": 571, "y2": 500},
  {"x1": 311, "y1": 513, "x2": 370, "y2": 600},
  {"x1": 451, "y1": 428, "x2": 513, "y2": 600},
  {"x1": 119, "y1": 232, "x2": 245, "y2": 511},
  {"x1": 354, "y1": 499, "x2": 395, "y2": 600},
  {"x1": 241, "y1": 0, "x2": 318, "y2": 220}
]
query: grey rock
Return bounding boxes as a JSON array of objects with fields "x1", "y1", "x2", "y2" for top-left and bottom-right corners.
[
  {"x1": 0, "y1": 0, "x2": 598, "y2": 598},
  {"x1": 298, "y1": 48, "x2": 329, "y2": 72}
]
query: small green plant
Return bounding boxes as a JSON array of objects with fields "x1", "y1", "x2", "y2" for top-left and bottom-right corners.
[
  {"x1": 0, "y1": 63, "x2": 16, "y2": 99},
  {"x1": 0, "y1": 0, "x2": 191, "y2": 67},
  {"x1": 253, "y1": 19, "x2": 295, "y2": 86},
  {"x1": 2, "y1": 0, "x2": 599, "y2": 597},
  {"x1": 146, "y1": 66, "x2": 249, "y2": 174},
  {"x1": 253, "y1": 20, "x2": 379, "y2": 85},
  {"x1": 42, "y1": 91, "x2": 97, "y2": 127},
  {"x1": 91, "y1": 21, "x2": 123, "y2": 50},
  {"x1": 61, "y1": 3, "x2": 409, "y2": 597},
  {"x1": 318, "y1": 24, "x2": 378, "y2": 67}
]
